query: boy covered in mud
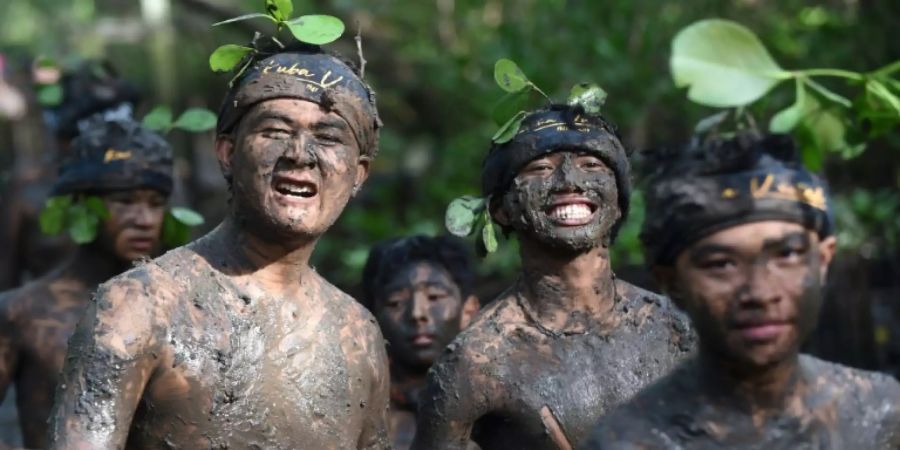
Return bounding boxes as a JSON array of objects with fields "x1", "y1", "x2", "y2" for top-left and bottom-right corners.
[
  {"x1": 361, "y1": 235, "x2": 480, "y2": 449},
  {"x1": 47, "y1": 39, "x2": 390, "y2": 449},
  {"x1": 0, "y1": 117, "x2": 172, "y2": 449},
  {"x1": 0, "y1": 61, "x2": 140, "y2": 290},
  {"x1": 412, "y1": 105, "x2": 695, "y2": 450},
  {"x1": 583, "y1": 133, "x2": 900, "y2": 449}
]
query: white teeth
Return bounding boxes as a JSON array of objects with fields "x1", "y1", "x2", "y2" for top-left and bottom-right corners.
[
  {"x1": 550, "y1": 204, "x2": 592, "y2": 221},
  {"x1": 276, "y1": 182, "x2": 313, "y2": 196}
]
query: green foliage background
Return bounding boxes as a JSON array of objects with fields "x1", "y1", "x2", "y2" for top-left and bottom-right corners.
[{"x1": 1, "y1": 0, "x2": 898, "y2": 292}]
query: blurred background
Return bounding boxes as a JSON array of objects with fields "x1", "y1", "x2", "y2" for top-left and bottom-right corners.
[{"x1": 0, "y1": 0, "x2": 897, "y2": 414}]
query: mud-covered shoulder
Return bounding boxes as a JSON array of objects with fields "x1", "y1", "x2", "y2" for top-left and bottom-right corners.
[
  {"x1": 615, "y1": 279, "x2": 695, "y2": 353},
  {"x1": 801, "y1": 355, "x2": 900, "y2": 428},
  {"x1": 580, "y1": 362, "x2": 693, "y2": 450}
]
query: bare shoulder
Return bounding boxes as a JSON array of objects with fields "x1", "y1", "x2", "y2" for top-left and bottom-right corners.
[
  {"x1": 802, "y1": 354, "x2": 900, "y2": 411},
  {"x1": 0, "y1": 273, "x2": 58, "y2": 324},
  {"x1": 316, "y1": 273, "x2": 382, "y2": 338},
  {"x1": 615, "y1": 279, "x2": 695, "y2": 350}
]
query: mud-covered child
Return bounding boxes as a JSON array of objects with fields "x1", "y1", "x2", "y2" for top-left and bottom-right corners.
[
  {"x1": 361, "y1": 235, "x2": 480, "y2": 450},
  {"x1": 0, "y1": 117, "x2": 173, "y2": 449},
  {"x1": 47, "y1": 39, "x2": 391, "y2": 449},
  {"x1": 412, "y1": 105, "x2": 696, "y2": 450},
  {"x1": 583, "y1": 133, "x2": 900, "y2": 449}
]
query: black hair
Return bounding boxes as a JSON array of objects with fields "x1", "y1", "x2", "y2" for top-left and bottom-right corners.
[{"x1": 360, "y1": 235, "x2": 475, "y2": 312}]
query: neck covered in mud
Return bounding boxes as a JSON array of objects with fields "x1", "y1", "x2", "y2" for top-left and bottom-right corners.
[
  {"x1": 697, "y1": 350, "x2": 803, "y2": 414},
  {"x1": 517, "y1": 239, "x2": 617, "y2": 332},
  {"x1": 65, "y1": 244, "x2": 132, "y2": 288},
  {"x1": 203, "y1": 217, "x2": 318, "y2": 296}
]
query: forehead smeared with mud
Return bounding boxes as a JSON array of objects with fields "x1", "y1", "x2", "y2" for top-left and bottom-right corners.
[
  {"x1": 361, "y1": 235, "x2": 475, "y2": 311},
  {"x1": 640, "y1": 132, "x2": 832, "y2": 266},
  {"x1": 481, "y1": 104, "x2": 632, "y2": 239},
  {"x1": 217, "y1": 41, "x2": 381, "y2": 158}
]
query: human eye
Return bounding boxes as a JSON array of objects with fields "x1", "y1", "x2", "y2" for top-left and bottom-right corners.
[
  {"x1": 523, "y1": 159, "x2": 554, "y2": 175},
  {"x1": 698, "y1": 256, "x2": 736, "y2": 272},
  {"x1": 578, "y1": 155, "x2": 606, "y2": 171}
]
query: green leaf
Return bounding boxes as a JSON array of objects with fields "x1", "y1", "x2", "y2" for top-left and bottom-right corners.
[
  {"x1": 803, "y1": 78, "x2": 851, "y2": 108},
  {"x1": 840, "y1": 142, "x2": 866, "y2": 160},
  {"x1": 142, "y1": 106, "x2": 174, "y2": 132},
  {"x1": 694, "y1": 110, "x2": 730, "y2": 134},
  {"x1": 209, "y1": 45, "x2": 253, "y2": 73},
  {"x1": 287, "y1": 15, "x2": 345, "y2": 45},
  {"x1": 170, "y1": 207, "x2": 205, "y2": 226},
  {"x1": 494, "y1": 59, "x2": 529, "y2": 93},
  {"x1": 492, "y1": 90, "x2": 531, "y2": 126},
  {"x1": 212, "y1": 12, "x2": 274, "y2": 27},
  {"x1": 68, "y1": 203, "x2": 100, "y2": 244},
  {"x1": 482, "y1": 220, "x2": 498, "y2": 253},
  {"x1": 802, "y1": 96, "x2": 848, "y2": 153},
  {"x1": 445, "y1": 196, "x2": 485, "y2": 237},
  {"x1": 83, "y1": 196, "x2": 110, "y2": 219},
  {"x1": 36, "y1": 84, "x2": 63, "y2": 106},
  {"x1": 492, "y1": 111, "x2": 527, "y2": 144},
  {"x1": 265, "y1": 0, "x2": 294, "y2": 22},
  {"x1": 866, "y1": 79, "x2": 900, "y2": 116},
  {"x1": 39, "y1": 196, "x2": 71, "y2": 235},
  {"x1": 567, "y1": 82, "x2": 607, "y2": 114},
  {"x1": 671, "y1": 19, "x2": 788, "y2": 107},
  {"x1": 770, "y1": 79, "x2": 808, "y2": 133},
  {"x1": 173, "y1": 108, "x2": 217, "y2": 133}
]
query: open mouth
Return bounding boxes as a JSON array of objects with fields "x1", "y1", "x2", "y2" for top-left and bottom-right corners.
[
  {"x1": 272, "y1": 174, "x2": 318, "y2": 199},
  {"x1": 546, "y1": 202, "x2": 597, "y2": 226}
]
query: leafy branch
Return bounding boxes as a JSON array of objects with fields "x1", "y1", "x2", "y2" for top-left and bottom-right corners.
[
  {"x1": 208, "y1": 0, "x2": 345, "y2": 84},
  {"x1": 670, "y1": 18, "x2": 900, "y2": 169},
  {"x1": 491, "y1": 58, "x2": 608, "y2": 144},
  {"x1": 162, "y1": 207, "x2": 205, "y2": 247},
  {"x1": 142, "y1": 105, "x2": 217, "y2": 133},
  {"x1": 445, "y1": 196, "x2": 498, "y2": 255}
]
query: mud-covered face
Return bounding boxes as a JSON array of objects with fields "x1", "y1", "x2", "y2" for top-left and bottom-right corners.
[
  {"x1": 96, "y1": 189, "x2": 167, "y2": 262},
  {"x1": 497, "y1": 150, "x2": 620, "y2": 252},
  {"x1": 219, "y1": 98, "x2": 368, "y2": 243},
  {"x1": 374, "y1": 262, "x2": 465, "y2": 369},
  {"x1": 671, "y1": 221, "x2": 835, "y2": 369}
]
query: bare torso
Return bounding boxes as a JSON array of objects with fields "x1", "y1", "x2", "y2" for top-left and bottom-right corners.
[
  {"x1": 49, "y1": 241, "x2": 390, "y2": 449},
  {"x1": 583, "y1": 355, "x2": 900, "y2": 450},
  {"x1": 414, "y1": 279, "x2": 695, "y2": 450},
  {"x1": 0, "y1": 270, "x2": 92, "y2": 447}
]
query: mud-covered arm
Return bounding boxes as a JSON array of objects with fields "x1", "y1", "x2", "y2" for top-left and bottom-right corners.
[
  {"x1": 47, "y1": 274, "x2": 164, "y2": 450},
  {"x1": 357, "y1": 321, "x2": 392, "y2": 450},
  {"x1": 411, "y1": 347, "x2": 491, "y2": 450}
]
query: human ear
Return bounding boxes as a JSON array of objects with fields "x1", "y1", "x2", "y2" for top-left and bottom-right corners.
[
  {"x1": 214, "y1": 135, "x2": 236, "y2": 181},
  {"x1": 352, "y1": 156, "x2": 371, "y2": 197},
  {"x1": 458, "y1": 295, "x2": 480, "y2": 329},
  {"x1": 489, "y1": 196, "x2": 511, "y2": 227},
  {"x1": 817, "y1": 235, "x2": 837, "y2": 280}
]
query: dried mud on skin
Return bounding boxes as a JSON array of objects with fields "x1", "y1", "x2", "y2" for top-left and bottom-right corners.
[
  {"x1": 416, "y1": 279, "x2": 696, "y2": 450},
  {"x1": 48, "y1": 238, "x2": 391, "y2": 449},
  {"x1": 583, "y1": 355, "x2": 900, "y2": 449}
]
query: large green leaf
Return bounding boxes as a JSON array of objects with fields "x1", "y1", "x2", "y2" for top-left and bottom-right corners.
[
  {"x1": 567, "y1": 82, "x2": 607, "y2": 114},
  {"x1": 173, "y1": 108, "x2": 217, "y2": 133},
  {"x1": 68, "y1": 204, "x2": 100, "y2": 244},
  {"x1": 287, "y1": 15, "x2": 345, "y2": 45},
  {"x1": 39, "y1": 196, "x2": 71, "y2": 235},
  {"x1": 494, "y1": 59, "x2": 529, "y2": 93},
  {"x1": 445, "y1": 196, "x2": 485, "y2": 237},
  {"x1": 142, "y1": 106, "x2": 174, "y2": 132},
  {"x1": 265, "y1": 0, "x2": 294, "y2": 22},
  {"x1": 83, "y1": 196, "x2": 110, "y2": 220},
  {"x1": 802, "y1": 96, "x2": 847, "y2": 153},
  {"x1": 671, "y1": 19, "x2": 788, "y2": 107},
  {"x1": 209, "y1": 45, "x2": 253, "y2": 73}
]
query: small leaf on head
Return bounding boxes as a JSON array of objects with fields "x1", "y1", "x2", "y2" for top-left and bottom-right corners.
[
  {"x1": 492, "y1": 111, "x2": 528, "y2": 144},
  {"x1": 492, "y1": 90, "x2": 531, "y2": 126},
  {"x1": 287, "y1": 15, "x2": 345, "y2": 45},
  {"x1": 209, "y1": 45, "x2": 253, "y2": 73},
  {"x1": 567, "y1": 83, "x2": 607, "y2": 114},
  {"x1": 36, "y1": 84, "x2": 63, "y2": 106},
  {"x1": 445, "y1": 196, "x2": 486, "y2": 237},
  {"x1": 265, "y1": 0, "x2": 294, "y2": 22},
  {"x1": 494, "y1": 59, "x2": 529, "y2": 93},
  {"x1": 482, "y1": 220, "x2": 498, "y2": 253},
  {"x1": 170, "y1": 207, "x2": 205, "y2": 226}
]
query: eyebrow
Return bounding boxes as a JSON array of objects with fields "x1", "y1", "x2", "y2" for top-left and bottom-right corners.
[
  {"x1": 688, "y1": 243, "x2": 735, "y2": 262},
  {"x1": 312, "y1": 117, "x2": 350, "y2": 131},
  {"x1": 761, "y1": 231, "x2": 809, "y2": 252},
  {"x1": 249, "y1": 111, "x2": 295, "y2": 127}
]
